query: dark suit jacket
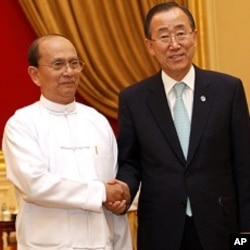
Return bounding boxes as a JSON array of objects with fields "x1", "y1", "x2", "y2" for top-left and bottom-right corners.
[{"x1": 117, "y1": 66, "x2": 250, "y2": 250}]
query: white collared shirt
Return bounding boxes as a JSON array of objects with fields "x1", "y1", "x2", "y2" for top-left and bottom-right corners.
[{"x1": 161, "y1": 66, "x2": 195, "y2": 122}]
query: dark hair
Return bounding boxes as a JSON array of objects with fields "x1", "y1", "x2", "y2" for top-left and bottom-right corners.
[
  {"x1": 144, "y1": 2, "x2": 196, "y2": 39},
  {"x1": 28, "y1": 37, "x2": 41, "y2": 67},
  {"x1": 28, "y1": 34, "x2": 67, "y2": 67}
]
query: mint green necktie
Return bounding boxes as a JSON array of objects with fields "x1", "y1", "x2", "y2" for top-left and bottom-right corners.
[
  {"x1": 173, "y1": 82, "x2": 192, "y2": 216},
  {"x1": 173, "y1": 82, "x2": 190, "y2": 159}
]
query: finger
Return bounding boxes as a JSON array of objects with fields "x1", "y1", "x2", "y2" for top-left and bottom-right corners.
[{"x1": 106, "y1": 179, "x2": 117, "y2": 185}]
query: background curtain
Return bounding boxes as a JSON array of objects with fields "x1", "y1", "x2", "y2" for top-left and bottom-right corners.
[{"x1": 18, "y1": 0, "x2": 207, "y2": 119}]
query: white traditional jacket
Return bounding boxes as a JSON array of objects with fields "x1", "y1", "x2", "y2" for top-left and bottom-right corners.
[{"x1": 2, "y1": 95, "x2": 132, "y2": 250}]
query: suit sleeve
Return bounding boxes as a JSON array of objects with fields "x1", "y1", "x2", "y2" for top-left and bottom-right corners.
[{"x1": 231, "y1": 79, "x2": 250, "y2": 231}]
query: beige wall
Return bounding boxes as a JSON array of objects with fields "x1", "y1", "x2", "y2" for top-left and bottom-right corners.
[{"x1": 205, "y1": 0, "x2": 250, "y2": 108}]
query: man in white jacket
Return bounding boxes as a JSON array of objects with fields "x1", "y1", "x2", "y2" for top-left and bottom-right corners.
[{"x1": 2, "y1": 34, "x2": 132, "y2": 250}]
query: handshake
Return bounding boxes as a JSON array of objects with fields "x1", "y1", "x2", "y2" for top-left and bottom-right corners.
[{"x1": 104, "y1": 179, "x2": 131, "y2": 215}]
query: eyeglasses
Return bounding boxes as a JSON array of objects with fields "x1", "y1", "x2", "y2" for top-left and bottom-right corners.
[
  {"x1": 150, "y1": 31, "x2": 193, "y2": 44},
  {"x1": 39, "y1": 59, "x2": 85, "y2": 72}
]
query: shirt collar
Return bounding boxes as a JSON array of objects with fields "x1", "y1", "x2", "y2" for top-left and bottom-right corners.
[
  {"x1": 40, "y1": 95, "x2": 76, "y2": 114},
  {"x1": 162, "y1": 65, "x2": 195, "y2": 95}
]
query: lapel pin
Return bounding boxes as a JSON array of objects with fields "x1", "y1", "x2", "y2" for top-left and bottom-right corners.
[{"x1": 200, "y1": 95, "x2": 206, "y2": 102}]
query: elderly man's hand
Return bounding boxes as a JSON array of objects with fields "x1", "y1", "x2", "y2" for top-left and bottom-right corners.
[{"x1": 104, "y1": 179, "x2": 131, "y2": 214}]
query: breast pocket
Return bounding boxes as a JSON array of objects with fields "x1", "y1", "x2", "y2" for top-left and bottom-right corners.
[{"x1": 93, "y1": 145, "x2": 116, "y2": 182}]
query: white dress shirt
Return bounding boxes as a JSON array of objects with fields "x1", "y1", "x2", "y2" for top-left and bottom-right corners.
[
  {"x1": 2, "y1": 95, "x2": 132, "y2": 250},
  {"x1": 162, "y1": 65, "x2": 195, "y2": 122}
]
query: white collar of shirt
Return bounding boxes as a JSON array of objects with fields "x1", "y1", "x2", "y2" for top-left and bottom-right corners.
[
  {"x1": 161, "y1": 65, "x2": 195, "y2": 94},
  {"x1": 161, "y1": 66, "x2": 195, "y2": 120},
  {"x1": 40, "y1": 95, "x2": 76, "y2": 114}
]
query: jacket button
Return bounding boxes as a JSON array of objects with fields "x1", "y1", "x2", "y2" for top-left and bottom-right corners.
[
  {"x1": 179, "y1": 201, "x2": 186, "y2": 208},
  {"x1": 184, "y1": 171, "x2": 191, "y2": 178}
]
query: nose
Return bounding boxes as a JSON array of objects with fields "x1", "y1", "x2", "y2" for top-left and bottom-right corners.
[
  {"x1": 65, "y1": 63, "x2": 73, "y2": 70},
  {"x1": 169, "y1": 35, "x2": 179, "y2": 45},
  {"x1": 169, "y1": 35, "x2": 181, "y2": 48},
  {"x1": 62, "y1": 64, "x2": 75, "y2": 76},
  {"x1": 62, "y1": 63, "x2": 74, "y2": 73}
]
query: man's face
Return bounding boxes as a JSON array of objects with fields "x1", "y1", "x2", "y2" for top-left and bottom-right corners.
[
  {"x1": 28, "y1": 36, "x2": 82, "y2": 104},
  {"x1": 145, "y1": 7, "x2": 197, "y2": 81}
]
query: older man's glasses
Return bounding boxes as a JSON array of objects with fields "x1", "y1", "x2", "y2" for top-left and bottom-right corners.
[
  {"x1": 150, "y1": 31, "x2": 193, "y2": 44},
  {"x1": 39, "y1": 59, "x2": 85, "y2": 72}
]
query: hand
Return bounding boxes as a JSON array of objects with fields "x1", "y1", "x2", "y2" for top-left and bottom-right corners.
[
  {"x1": 105, "y1": 179, "x2": 131, "y2": 203},
  {"x1": 104, "y1": 200, "x2": 128, "y2": 215},
  {"x1": 104, "y1": 179, "x2": 131, "y2": 214}
]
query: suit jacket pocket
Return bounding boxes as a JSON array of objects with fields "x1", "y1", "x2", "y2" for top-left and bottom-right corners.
[{"x1": 218, "y1": 195, "x2": 237, "y2": 216}]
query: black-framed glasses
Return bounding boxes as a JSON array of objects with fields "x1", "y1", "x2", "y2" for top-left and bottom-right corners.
[
  {"x1": 39, "y1": 59, "x2": 85, "y2": 72},
  {"x1": 150, "y1": 31, "x2": 193, "y2": 44}
]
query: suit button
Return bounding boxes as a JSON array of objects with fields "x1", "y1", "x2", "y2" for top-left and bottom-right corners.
[
  {"x1": 184, "y1": 171, "x2": 191, "y2": 178},
  {"x1": 179, "y1": 201, "x2": 186, "y2": 208}
]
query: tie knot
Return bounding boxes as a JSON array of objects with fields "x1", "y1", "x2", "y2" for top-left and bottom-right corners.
[{"x1": 174, "y1": 82, "x2": 186, "y2": 97}]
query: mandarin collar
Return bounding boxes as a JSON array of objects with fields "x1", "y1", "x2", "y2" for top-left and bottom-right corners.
[{"x1": 40, "y1": 95, "x2": 76, "y2": 114}]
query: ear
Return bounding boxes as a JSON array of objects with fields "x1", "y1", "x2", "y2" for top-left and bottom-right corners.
[
  {"x1": 144, "y1": 38, "x2": 156, "y2": 56},
  {"x1": 192, "y1": 29, "x2": 198, "y2": 47},
  {"x1": 28, "y1": 66, "x2": 41, "y2": 87}
]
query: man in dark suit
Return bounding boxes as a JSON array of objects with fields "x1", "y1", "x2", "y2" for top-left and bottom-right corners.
[{"x1": 113, "y1": 2, "x2": 250, "y2": 250}]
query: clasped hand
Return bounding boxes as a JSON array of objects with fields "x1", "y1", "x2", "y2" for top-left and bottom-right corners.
[{"x1": 104, "y1": 179, "x2": 130, "y2": 215}]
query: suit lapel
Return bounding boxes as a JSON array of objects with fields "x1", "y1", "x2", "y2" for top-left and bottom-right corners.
[
  {"x1": 146, "y1": 73, "x2": 186, "y2": 163},
  {"x1": 146, "y1": 68, "x2": 213, "y2": 165},
  {"x1": 187, "y1": 67, "x2": 212, "y2": 164}
]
